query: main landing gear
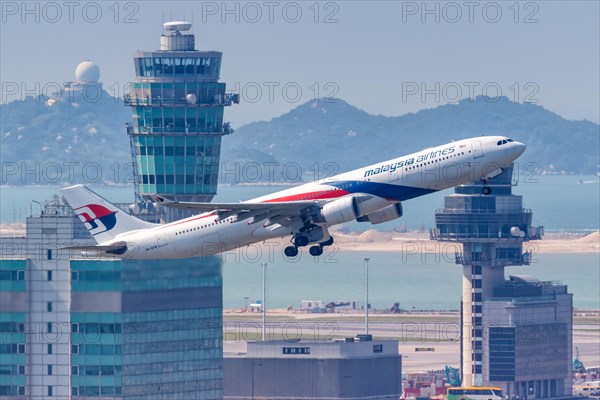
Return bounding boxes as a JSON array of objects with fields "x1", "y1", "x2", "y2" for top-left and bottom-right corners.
[
  {"x1": 284, "y1": 246, "x2": 299, "y2": 257},
  {"x1": 284, "y1": 236, "x2": 334, "y2": 258}
]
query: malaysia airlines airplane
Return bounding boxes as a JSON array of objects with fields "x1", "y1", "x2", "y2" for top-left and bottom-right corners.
[{"x1": 61, "y1": 136, "x2": 525, "y2": 259}]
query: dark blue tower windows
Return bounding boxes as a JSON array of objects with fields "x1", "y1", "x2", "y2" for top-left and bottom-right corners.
[
  {"x1": 135, "y1": 57, "x2": 221, "y2": 78},
  {"x1": 129, "y1": 82, "x2": 226, "y2": 106},
  {"x1": 133, "y1": 106, "x2": 224, "y2": 134},
  {"x1": 133, "y1": 134, "x2": 220, "y2": 194}
]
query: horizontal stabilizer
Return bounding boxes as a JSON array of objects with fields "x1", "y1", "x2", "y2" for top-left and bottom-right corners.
[{"x1": 61, "y1": 243, "x2": 128, "y2": 256}]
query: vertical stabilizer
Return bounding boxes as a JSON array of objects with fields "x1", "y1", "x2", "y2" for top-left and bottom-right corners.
[{"x1": 60, "y1": 184, "x2": 155, "y2": 244}]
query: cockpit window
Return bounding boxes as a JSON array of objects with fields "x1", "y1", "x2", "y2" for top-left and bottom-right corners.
[{"x1": 497, "y1": 138, "x2": 515, "y2": 146}]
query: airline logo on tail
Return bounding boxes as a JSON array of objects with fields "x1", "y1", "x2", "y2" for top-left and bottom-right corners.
[{"x1": 74, "y1": 204, "x2": 117, "y2": 236}]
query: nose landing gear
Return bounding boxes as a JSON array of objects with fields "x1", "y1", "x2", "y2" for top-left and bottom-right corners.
[{"x1": 480, "y1": 177, "x2": 492, "y2": 195}]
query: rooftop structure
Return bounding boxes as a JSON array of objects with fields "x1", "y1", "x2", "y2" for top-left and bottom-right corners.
[{"x1": 224, "y1": 338, "x2": 402, "y2": 399}]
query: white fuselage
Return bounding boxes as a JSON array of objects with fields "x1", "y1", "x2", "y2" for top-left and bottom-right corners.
[{"x1": 107, "y1": 136, "x2": 524, "y2": 259}]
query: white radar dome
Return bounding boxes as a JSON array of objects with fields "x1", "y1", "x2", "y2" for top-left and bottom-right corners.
[
  {"x1": 164, "y1": 21, "x2": 192, "y2": 32},
  {"x1": 75, "y1": 61, "x2": 100, "y2": 83}
]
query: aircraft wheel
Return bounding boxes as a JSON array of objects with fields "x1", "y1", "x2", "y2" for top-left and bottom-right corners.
[
  {"x1": 482, "y1": 186, "x2": 492, "y2": 195},
  {"x1": 294, "y1": 235, "x2": 309, "y2": 247},
  {"x1": 321, "y1": 236, "x2": 334, "y2": 247},
  {"x1": 309, "y1": 245, "x2": 323, "y2": 257},
  {"x1": 284, "y1": 246, "x2": 299, "y2": 257}
]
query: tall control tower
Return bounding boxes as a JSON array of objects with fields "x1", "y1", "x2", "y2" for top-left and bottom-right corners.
[
  {"x1": 125, "y1": 21, "x2": 238, "y2": 222},
  {"x1": 431, "y1": 165, "x2": 571, "y2": 394}
]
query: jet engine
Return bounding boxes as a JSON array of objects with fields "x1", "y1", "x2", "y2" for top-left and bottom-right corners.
[
  {"x1": 320, "y1": 196, "x2": 360, "y2": 225},
  {"x1": 357, "y1": 203, "x2": 403, "y2": 225}
]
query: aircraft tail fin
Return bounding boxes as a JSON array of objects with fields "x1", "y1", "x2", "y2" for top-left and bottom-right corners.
[{"x1": 60, "y1": 184, "x2": 155, "y2": 244}]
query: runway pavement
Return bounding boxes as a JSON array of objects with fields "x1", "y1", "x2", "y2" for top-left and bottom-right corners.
[{"x1": 223, "y1": 313, "x2": 600, "y2": 372}]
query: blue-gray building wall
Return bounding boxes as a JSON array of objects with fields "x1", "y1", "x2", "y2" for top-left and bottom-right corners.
[{"x1": 224, "y1": 355, "x2": 402, "y2": 399}]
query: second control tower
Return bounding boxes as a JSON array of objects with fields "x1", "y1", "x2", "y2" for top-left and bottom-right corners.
[
  {"x1": 431, "y1": 165, "x2": 571, "y2": 396},
  {"x1": 125, "y1": 21, "x2": 238, "y2": 221}
]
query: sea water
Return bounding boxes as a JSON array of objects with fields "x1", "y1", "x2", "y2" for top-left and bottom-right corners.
[
  {"x1": 1, "y1": 176, "x2": 598, "y2": 309},
  {"x1": 221, "y1": 250, "x2": 599, "y2": 310},
  {"x1": 1, "y1": 174, "x2": 598, "y2": 231}
]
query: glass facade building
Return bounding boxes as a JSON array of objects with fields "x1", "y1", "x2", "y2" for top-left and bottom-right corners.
[
  {"x1": 125, "y1": 23, "x2": 237, "y2": 221},
  {"x1": 0, "y1": 195, "x2": 224, "y2": 399},
  {"x1": 70, "y1": 258, "x2": 223, "y2": 399}
]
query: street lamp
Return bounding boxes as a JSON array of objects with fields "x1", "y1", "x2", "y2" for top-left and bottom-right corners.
[
  {"x1": 261, "y1": 262, "x2": 267, "y2": 341},
  {"x1": 244, "y1": 296, "x2": 250, "y2": 312},
  {"x1": 364, "y1": 257, "x2": 370, "y2": 335}
]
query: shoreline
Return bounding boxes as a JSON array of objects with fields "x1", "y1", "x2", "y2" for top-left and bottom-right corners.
[
  {"x1": 1, "y1": 224, "x2": 598, "y2": 253},
  {"x1": 231, "y1": 229, "x2": 600, "y2": 254},
  {"x1": 328, "y1": 229, "x2": 600, "y2": 254}
]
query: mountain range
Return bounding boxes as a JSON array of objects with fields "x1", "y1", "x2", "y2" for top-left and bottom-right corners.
[{"x1": 1, "y1": 93, "x2": 598, "y2": 185}]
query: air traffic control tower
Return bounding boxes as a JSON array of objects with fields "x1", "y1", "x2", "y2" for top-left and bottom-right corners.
[
  {"x1": 125, "y1": 21, "x2": 238, "y2": 221},
  {"x1": 431, "y1": 165, "x2": 572, "y2": 397}
]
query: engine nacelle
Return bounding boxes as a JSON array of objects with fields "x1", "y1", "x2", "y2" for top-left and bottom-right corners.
[
  {"x1": 355, "y1": 195, "x2": 391, "y2": 217},
  {"x1": 357, "y1": 203, "x2": 403, "y2": 225},
  {"x1": 320, "y1": 196, "x2": 360, "y2": 225}
]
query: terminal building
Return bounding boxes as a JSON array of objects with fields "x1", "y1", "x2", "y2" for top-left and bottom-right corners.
[
  {"x1": 1, "y1": 22, "x2": 230, "y2": 400},
  {"x1": 224, "y1": 338, "x2": 402, "y2": 399},
  {"x1": 431, "y1": 165, "x2": 573, "y2": 397}
]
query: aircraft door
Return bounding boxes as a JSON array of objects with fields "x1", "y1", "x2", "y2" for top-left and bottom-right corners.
[
  {"x1": 156, "y1": 232, "x2": 168, "y2": 248},
  {"x1": 471, "y1": 141, "x2": 484, "y2": 159}
]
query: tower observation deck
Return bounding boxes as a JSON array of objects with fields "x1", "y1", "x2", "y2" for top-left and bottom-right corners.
[{"x1": 125, "y1": 21, "x2": 238, "y2": 222}]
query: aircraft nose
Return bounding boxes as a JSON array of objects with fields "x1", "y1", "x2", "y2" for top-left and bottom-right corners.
[{"x1": 513, "y1": 141, "x2": 526, "y2": 158}]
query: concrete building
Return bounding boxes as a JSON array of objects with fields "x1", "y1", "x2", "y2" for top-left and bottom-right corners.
[
  {"x1": 124, "y1": 21, "x2": 238, "y2": 221},
  {"x1": 1, "y1": 197, "x2": 86, "y2": 399},
  {"x1": 431, "y1": 164, "x2": 572, "y2": 396},
  {"x1": 224, "y1": 338, "x2": 402, "y2": 399}
]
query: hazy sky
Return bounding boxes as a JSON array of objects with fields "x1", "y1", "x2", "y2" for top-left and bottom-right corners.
[{"x1": 1, "y1": 1, "x2": 599, "y2": 126}]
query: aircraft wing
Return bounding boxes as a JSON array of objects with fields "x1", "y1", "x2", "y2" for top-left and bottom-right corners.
[
  {"x1": 154, "y1": 199, "x2": 318, "y2": 212},
  {"x1": 153, "y1": 195, "x2": 324, "y2": 225}
]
